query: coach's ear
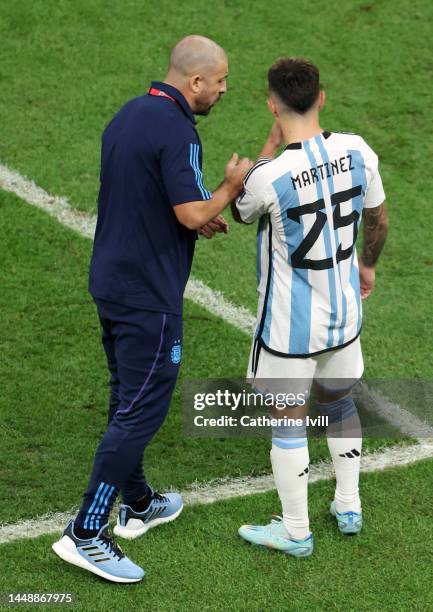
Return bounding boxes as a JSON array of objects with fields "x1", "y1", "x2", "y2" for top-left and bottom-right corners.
[
  {"x1": 318, "y1": 90, "x2": 326, "y2": 110},
  {"x1": 189, "y1": 73, "x2": 203, "y2": 94}
]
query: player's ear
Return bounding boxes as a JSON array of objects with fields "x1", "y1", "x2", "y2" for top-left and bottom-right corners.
[
  {"x1": 267, "y1": 97, "x2": 278, "y2": 118},
  {"x1": 318, "y1": 90, "x2": 326, "y2": 110}
]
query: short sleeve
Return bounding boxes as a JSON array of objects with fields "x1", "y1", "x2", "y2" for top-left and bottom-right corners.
[
  {"x1": 160, "y1": 138, "x2": 211, "y2": 206},
  {"x1": 362, "y1": 143, "x2": 386, "y2": 209},
  {"x1": 364, "y1": 165, "x2": 386, "y2": 208},
  {"x1": 236, "y1": 159, "x2": 273, "y2": 224}
]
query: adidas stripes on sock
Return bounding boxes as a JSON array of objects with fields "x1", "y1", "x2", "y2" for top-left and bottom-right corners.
[{"x1": 318, "y1": 394, "x2": 362, "y2": 514}]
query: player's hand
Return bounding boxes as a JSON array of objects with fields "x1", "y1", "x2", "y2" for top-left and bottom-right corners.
[
  {"x1": 359, "y1": 259, "x2": 375, "y2": 300},
  {"x1": 258, "y1": 122, "x2": 284, "y2": 158},
  {"x1": 224, "y1": 153, "x2": 254, "y2": 194},
  {"x1": 198, "y1": 215, "x2": 229, "y2": 239},
  {"x1": 266, "y1": 122, "x2": 284, "y2": 149}
]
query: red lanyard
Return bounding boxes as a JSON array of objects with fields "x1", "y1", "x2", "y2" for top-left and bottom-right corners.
[
  {"x1": 148, "y1": 86, "x2": 188, "y2": 117},
  {"x1": 148, "y1": 87, "x2": 177, "y2": 104}
]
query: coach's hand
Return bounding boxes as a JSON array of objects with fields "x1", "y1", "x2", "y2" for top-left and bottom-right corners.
[
  {"x1": 198, "y1": 215, "x2": 229, "y2": 239},
  {"x1": 224, "y1": 153, "x2": 254, "y2": 194},
  {"x1": 358, "y1": 259, "x2": 375, "y2": 300}
]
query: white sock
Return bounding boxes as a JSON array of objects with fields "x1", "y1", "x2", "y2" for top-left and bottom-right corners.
[
  {"x1": 327, "y1": 436, "x2": 362, "y2": 513},
  {"x1": 270, "y1": 443, "x2": 310, "y2": 540},
  {"x1": 318, "y1": 396, "x2": 362, "y2": 513}
]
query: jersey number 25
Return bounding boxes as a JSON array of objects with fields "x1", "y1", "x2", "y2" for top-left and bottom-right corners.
[{"x1": 287, "y1": 185, "x2": 362, "y2": 270}]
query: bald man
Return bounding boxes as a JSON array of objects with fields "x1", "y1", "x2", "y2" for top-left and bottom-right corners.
[{"x1": 52, "y1": 35, "x2": 252, "y2": 583}]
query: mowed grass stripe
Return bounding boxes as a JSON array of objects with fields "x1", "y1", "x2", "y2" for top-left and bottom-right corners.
[
  {"x1": 2, "y1": 440, "x2": 433, "y2": 545},
  {"x1": 1, "y1": 458, "x2": 433, "y2": 610},
  {"x1": 0, "y1": 190, "x2": 405, "y2": 525},
  {"x1": 3, "y1": 161, "x2": 431, "y2": 438},
  {"x1": 0, "y1": 189, "x2": 263, "y2": 525},
  {"x1": 0, "y1": 0, "x2": 432, "y2": 380}
]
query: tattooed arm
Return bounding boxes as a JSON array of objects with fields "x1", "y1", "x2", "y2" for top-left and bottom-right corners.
[{"x1": 359, "y1": 202, "x2": 389, "y2": 299}]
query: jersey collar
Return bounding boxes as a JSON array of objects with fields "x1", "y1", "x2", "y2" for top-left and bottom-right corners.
[
  {"x1": 285, "y1": 130, "x2": 332, "y2": 150},
  {"x1": 149, "y1": 81, "x2": 196, "y2": 125}
]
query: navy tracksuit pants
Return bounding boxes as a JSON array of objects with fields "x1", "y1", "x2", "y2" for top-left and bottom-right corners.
[{"x1": 75, "y1": 300, "x2": 182, "y2": 531}]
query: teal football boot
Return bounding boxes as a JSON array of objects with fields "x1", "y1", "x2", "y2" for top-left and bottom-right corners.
[
  {"x1": 330, "y1": 501, "x2": 362, "y2": 534},
  {"x1": 239, "y1": 515, "x2": 314, "y2": 558}
]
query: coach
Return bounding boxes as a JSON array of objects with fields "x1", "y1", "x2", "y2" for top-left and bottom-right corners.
[{"x1": 52, "y1": 35, "x2": 252, "y2": 583}]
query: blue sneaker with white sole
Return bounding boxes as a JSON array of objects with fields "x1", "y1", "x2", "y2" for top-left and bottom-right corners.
[
  {"x1": 52, "y1": 520, "x2": 144, "y2": 583},
  {"x1": 113, "y1": 489, "x2": 183, "y2": 540},
  {"x1": 330, "y1": 501, "x2": 363, "y2": 534},
  {"x1": 238, "y1": 516, "x2": 314, "y2": 558}
]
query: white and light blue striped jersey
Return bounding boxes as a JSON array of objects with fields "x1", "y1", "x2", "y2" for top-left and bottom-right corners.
[{"x1": 236, "y1": 131, "x2": 385, "y2": 357}]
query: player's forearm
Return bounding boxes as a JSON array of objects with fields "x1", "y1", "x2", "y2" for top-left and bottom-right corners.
[
  {"x1": 258, "y1": 141, "x2": 279, "y2": 160},
  {"x1": 360, "y1": 202, "x2": 389, "y2": 267}
]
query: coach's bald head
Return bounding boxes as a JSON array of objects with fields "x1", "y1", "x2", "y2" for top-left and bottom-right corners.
[
  {"x1": 165, "y1": 35, "x2": 228, "y2": 115},
  {"x1": 168, "y1": 35, "x2": 226, "y2": 76}
]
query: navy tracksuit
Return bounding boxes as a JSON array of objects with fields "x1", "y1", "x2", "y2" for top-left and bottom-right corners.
[{"x1": 75, "y1": 82, "x2": 211, "y2": 530}]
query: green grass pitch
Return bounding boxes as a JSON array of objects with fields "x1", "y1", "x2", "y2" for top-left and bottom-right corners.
[{"x1": 0, "y1": 0, "x2": 432, "y2": 609}]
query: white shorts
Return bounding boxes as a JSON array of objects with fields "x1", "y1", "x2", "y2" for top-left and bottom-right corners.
[{"x1": 247, "y1": 337, "x2": 364, "y2": 397}]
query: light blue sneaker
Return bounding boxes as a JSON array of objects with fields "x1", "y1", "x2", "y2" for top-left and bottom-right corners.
[
  {"x1": 238, "y1": 516, "x2": 314, "y2": 558},
  {"x1": 330, "y1": 501, "x2": 363, "y2": 534},
  {"x1": 52, "y1": 520, "x2": 144, "y2": 583},
  {"x1": 114, "y1": 489, "x2": 183, "y2": 540}
]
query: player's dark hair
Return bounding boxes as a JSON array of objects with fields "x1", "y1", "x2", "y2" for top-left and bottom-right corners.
[{"x1": 268, "y1": 57, "x2": 320, "y2": 114}]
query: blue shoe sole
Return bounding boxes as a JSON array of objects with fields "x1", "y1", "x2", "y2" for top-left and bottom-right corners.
[
  {"x1": 239, "y1": 528, "x2": 314, "y2": 558},
  {"x1": 246, "y1": 540, "x2": 314, "y2": 558},
  {"x1": 338, "y1": 523, "x2": 362, "y2": 535}
]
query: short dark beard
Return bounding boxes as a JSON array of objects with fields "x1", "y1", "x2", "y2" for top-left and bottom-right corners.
[{"x1": 195, "y1": 107, "x2": 212, "y2": 116}]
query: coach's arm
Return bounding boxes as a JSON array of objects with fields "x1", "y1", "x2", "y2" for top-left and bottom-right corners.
[
  {"x1": 358, "y1": 201, "x2": 389, "y2": 299},
  {"x1": 174, "y1": 154, "x2": 253, "y2": 230}
]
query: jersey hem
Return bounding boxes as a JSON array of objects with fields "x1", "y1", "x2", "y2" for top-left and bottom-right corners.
[{"x1": 257, "y1": 327, "x2": 362, "y2": 359}]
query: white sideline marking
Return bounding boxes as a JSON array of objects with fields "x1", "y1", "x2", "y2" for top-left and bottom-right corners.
[
  {"x1": 1, "y1": 440, "x2": 433, "y2": 545},
  {"x1": 0, "y1": 164, "x2": 97, "y2": 239},
  {"x1": 185, "y1": 278, "x2": 255, "y2": 335},
  {"x1": 358, "y1": 383, "x2": 433, "y2": 438},
  {"x1": 1, "y1": 162, "x2": 431, "y2": 436},
  {"x1": 1, "y1": 163, "x2": 433, "y2": 544}
]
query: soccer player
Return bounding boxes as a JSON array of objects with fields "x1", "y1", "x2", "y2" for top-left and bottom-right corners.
[
  {"x1": 233, "y1": 58, "x2": 388, "y2": 557},
  {"x1": 52, "y1": 35, "x2": 252, "y2": 583}
]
